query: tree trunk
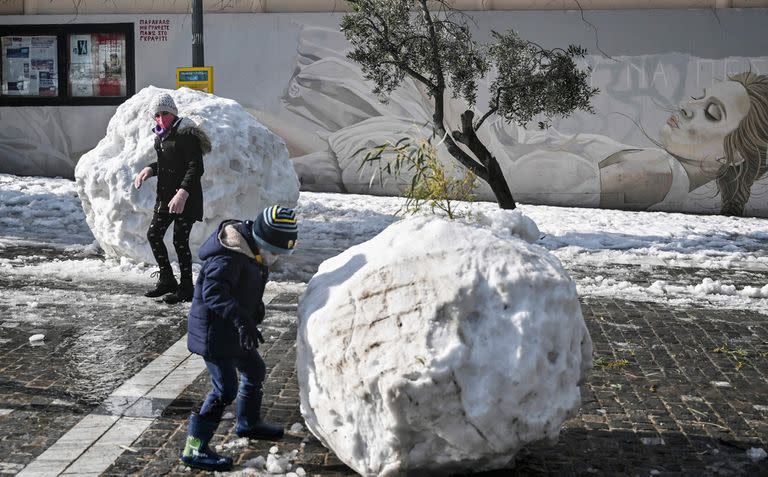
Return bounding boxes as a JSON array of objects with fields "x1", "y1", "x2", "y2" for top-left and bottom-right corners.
[
  {"x1": 485, "y1": 153, "x2": 516, "y2": 209},
  {"x1": 454, "y1": 110, "x2": 517, "y2": 210}
]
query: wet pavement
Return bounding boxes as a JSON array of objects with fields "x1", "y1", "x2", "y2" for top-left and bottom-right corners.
[
  {"x1": 1, "y1": 244, "x2": 767, "y2": 476},
  {"x1": 0, "y1": 255, "x2": 189, "y2": 474}
]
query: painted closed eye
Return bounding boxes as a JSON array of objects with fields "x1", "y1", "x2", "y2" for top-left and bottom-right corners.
[{"x1": 704, "y1": 103, "x2": 722, "y2": 121}]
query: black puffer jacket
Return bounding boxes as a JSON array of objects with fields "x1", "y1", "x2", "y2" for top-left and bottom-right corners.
[{"x1": 147, "y1": 118, "x2": 205, "y2": 221}]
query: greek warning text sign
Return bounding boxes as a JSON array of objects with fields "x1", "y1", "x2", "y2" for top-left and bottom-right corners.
[{"x1": 139, "y1": 19, "x2": 170, "y2": 42}]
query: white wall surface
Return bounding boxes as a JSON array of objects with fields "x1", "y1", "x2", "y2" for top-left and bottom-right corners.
[{"x1": 2, "y1": 9, "x2": 768, "y2": 216}]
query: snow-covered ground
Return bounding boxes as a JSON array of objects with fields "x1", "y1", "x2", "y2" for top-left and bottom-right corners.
[{"x1": 1, "y1": 173, "x2": 767, "y2": 316}]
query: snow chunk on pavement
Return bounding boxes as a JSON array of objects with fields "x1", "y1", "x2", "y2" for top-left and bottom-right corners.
[
  {"x1": 75, "y1": 86, "x2": 299, "y2": 264},
  {"x1": 289, "y1": 422, "x2": 304, "y2": 433},
  {"x1": 297, "y1": 215, "x2": 593, "y2": 476},
  {"x1": 747, "y1": 447, "x2": 767, "y2": 462},
  {"x1": 243, "y1": 455, "x2": 266, "y2": 469},
  {"x1": 266, "y1": 453, "x2": 292, "y2": 473}
]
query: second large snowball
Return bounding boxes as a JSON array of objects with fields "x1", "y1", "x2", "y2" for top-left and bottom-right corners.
[{"x1": 297, "y1": 214, "x2": 593, "y2": 476}]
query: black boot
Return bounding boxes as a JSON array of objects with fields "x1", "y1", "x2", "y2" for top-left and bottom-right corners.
[
  {"x1": 180, "y1": 412, "x2": 233, "y2": 471},
  {"x1": 164, "y1": 275, "x2": 193, "y2": 304},
  {"x1": 144, "y1": 270, "x2": 177, "y2": 298},
  {"x1": 235, "y1": 393, "x2": 284, "y2": 440}
]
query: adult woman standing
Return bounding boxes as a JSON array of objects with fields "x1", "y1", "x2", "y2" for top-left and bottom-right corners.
[{"x1": 134, "y1": 92, "x2": 210, "y2": 303}]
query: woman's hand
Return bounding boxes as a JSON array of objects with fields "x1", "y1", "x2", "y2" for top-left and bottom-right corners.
[
  {"x1": 168, "y1": 188, "x2": 189, "y2": 214},
  {"x1": 134, "y1": 167, "x2": 153, "y2": 189}
]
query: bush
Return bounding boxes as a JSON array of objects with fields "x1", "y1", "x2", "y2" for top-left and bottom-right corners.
[{"x1": 358, "y1": 135, "x2": 477, "y2": 219}]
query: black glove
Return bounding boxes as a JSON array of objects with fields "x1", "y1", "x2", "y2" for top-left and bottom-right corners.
[
  {"x1": 237, "y1": 317, "x2": 264, "y2": 353},
  {"x1": 254, "y1": 300, "x2": 266, "y2": 325}
]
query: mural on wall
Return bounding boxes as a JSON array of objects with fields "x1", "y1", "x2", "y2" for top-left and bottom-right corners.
[
  {"x1": 256, "y1": 25, "x2": 768, "y2": 217},
  {"x1": 0, "y1": 107, "x2": 76, "y2": 178},
  {"x1": 2, "y1": 11, "x2": 767, "y2": 216}
]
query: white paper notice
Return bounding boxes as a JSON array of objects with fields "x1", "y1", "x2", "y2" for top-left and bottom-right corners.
[{"x1": 69, "y1": 34, "x2": 93, "y2": 97}]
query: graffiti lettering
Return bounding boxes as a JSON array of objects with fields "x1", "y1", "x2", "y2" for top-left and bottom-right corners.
[
  {"x1": 696, "y1": 58, "x2": 767, "y2": 88},
  {"x1": 652, "y1": 62, "x2": 668, "y2": 88}
]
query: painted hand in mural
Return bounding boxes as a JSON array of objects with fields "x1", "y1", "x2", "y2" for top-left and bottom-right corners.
[{"x1": 134, "y1": 166, "x2": 153, "y2": 189}]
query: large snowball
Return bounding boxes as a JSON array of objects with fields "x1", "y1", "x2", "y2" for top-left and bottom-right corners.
[
  {"x1": 297, "y1": 213, "x2": 592, "y2": 476},
  {"x1": 75, "y1": 86, "x2": 299, "y2": 263}
]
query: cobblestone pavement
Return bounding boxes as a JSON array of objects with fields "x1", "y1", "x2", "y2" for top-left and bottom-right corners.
[
  {"x1": 2, "y1": 242, "x2": 767, "y2": 476},
  {"x1": 103, "y1": 292, "x2": 768, "y2": 477},
  {"x1": 0, "y1": 245, "x2": 189, "y2": 474}
]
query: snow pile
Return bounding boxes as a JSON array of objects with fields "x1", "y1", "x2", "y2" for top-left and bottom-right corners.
[
  {"x1": 740, "y1": 284, "x2": 768, "y2": 298},
  {"x1": 693, "y1": 278, "x2": 737, "y2": 296},
  {"x1": 297, "y1": 215, "x2": 592, "y2": 476},
  {"x1": 471, "y1": 208, "x2": 542, "y2": 243},
  {"x1": 74, "y1": 86, "x2": 299, "y2": 264},
  {"x1": 0, "y1": 174, "x2": 94, "y2": 247}
]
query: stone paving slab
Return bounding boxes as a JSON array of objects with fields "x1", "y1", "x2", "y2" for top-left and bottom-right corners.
[
  {"x1": 105, "y1": 294, "x2": 768, "y2": 476},
  {"x1": 0, "y1": 255, "x2": 191, "y2": 474}
]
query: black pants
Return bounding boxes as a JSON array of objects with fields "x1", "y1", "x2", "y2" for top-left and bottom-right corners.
[{"x1": 147, "y1": 212, "x2": 195, "y2": 279}]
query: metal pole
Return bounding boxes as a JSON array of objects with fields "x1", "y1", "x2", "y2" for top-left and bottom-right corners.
[{"x1": 192, "y1": 0, "x2": 204, "y2": 67}]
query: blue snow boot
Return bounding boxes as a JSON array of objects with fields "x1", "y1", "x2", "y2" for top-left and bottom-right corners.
[
  {"x1": 180, "y1": 412, "x2": 233, "y2": 471},
  {"x1": 235, "y1": 393, "x2": 284, "y2": 441}
]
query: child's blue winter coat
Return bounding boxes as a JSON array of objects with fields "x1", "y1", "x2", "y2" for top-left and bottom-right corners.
[{"x1": 187, "y1": 220, "x2": 268, "y2": 358}]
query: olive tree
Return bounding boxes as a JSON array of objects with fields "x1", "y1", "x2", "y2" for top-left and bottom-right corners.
[{"x1": 341, "y1": 0, "x2": 599, "y2": 209}]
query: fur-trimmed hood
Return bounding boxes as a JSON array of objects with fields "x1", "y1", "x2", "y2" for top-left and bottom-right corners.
[
  {"x1": 218, "y1": 220, "x2": 256, "y2": 259},
  {"x1": 198, "y1": 220, "x2": 256, "y2": 261},
  {"x1": 176, "y1": 116, "x2": 212, "y2": 154}
]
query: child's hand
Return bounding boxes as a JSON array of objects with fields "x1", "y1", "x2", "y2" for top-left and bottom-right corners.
[{"x1": 237, "y1": 319, "x2": 262, "y2": 353}]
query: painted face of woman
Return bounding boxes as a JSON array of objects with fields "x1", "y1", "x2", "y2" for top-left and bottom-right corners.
[
  {"x1": 660, "y1": 80, "x2": 751, "y2": 169},
  {"x1": 154, "y1": 111, "x2": 175, "y2": 130}
]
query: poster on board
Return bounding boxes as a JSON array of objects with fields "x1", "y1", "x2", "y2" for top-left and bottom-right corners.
[
  {"x1": 69, "y1": 34, "x2": 93, "y2": 96},
  {"x1": 30, "y1": 36, "x2": 57, "y2": 96},
  {"x1": 1, "y1": 35, "x2": 58, "y2": 96}
]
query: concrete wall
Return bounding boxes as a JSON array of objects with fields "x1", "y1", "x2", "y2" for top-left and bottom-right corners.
[
  {"x1": 4, "y1": 0, "x2": 768, "y2": 14},
  {"x1": 2, "y1": 9, "x2": 768, "y2": 215}
]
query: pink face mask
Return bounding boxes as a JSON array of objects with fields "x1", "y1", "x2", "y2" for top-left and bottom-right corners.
[{"x1": 154, "y1": 113, "x2": 175, "y2": 130}]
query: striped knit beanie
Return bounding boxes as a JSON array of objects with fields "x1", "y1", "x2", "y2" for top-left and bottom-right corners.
[{"x1": 251, "y1": 206, "x2": 298, "y2": 255}]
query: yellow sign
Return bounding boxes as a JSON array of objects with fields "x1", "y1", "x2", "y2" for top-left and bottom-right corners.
[{"x1": 176, "y1": 66, "x2": 213, "y2": 93}]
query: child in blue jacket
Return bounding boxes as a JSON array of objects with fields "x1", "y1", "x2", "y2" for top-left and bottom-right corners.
[{"x1": 180, "y1": 205, "x2": 298, "y2": 471}]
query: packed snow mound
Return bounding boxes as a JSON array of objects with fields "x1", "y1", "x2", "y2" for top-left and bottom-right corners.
[
  {"x1": 297, "y1": 215, "x2": 592, "y2": 476},
  {"x1": 75, "y1": 86, "x2": 299, "y2": 263}
]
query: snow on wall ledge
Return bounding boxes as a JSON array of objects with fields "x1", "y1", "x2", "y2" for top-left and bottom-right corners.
[
  {"x1": 74, "y1": 86, "x2": 299, "y2": 264},
  {"x1": 297, "y1": 213, "x2": 593, "y2": 476}
]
